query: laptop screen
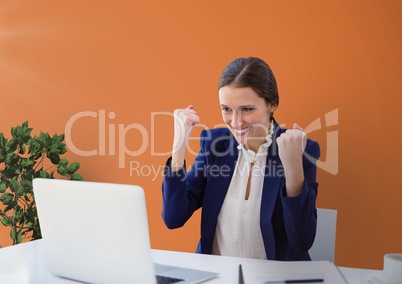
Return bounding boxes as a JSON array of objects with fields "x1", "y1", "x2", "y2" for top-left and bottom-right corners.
[{"x1": 33, "y1": 178, "x2": 157, "y2": 283}]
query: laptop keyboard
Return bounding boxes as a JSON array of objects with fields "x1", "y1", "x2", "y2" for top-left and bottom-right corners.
[{"x1": 156, "y1": 275, "x2": 184, "y2": 283}]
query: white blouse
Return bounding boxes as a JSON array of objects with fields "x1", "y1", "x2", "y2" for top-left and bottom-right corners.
[{"x1": 211, "y1": 122, "x2": 274, "y2": 259}]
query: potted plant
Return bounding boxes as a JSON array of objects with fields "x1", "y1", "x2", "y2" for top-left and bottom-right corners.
[{"x1": 0, "y1": 121, "x2": 83, "y2": 247}]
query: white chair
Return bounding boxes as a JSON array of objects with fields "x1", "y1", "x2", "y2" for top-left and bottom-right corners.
[{"x1": 308, "y1": 208, "x2": 338, "y2": 262}]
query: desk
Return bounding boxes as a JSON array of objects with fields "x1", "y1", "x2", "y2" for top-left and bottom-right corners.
[{"x1": 0, "y1": 240, "x2": 383, "y2": 283}]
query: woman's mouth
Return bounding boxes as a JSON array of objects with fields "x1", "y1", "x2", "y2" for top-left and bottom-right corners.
[{"x1": 232, "y1": 125, "x2": 253, "y2": 136}]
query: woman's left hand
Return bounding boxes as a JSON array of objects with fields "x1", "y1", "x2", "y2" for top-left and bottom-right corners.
[{"x1": 276, "y1": 123, "x2": 307, "y2": 196}]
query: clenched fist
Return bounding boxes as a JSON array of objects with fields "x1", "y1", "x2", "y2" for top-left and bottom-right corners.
[
  {"x1": 171, "y1": 105, "x2": 200, "y2": 171},
  {"x1": 276, "y1": 123, "x2": 307, "y2": 196}
]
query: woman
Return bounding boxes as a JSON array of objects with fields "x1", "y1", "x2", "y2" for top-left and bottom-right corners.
[{"x1": 162, "y1": 57, "x2": 320, "y2": 261}]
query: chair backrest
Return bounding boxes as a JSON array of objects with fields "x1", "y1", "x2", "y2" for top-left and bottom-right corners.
[{"x1": 308, "y1": 208, "x2": 338, "y2": 262}]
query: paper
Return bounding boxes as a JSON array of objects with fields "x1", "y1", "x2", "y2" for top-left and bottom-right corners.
[{"x1": 241, "y1": 260, "x2": 347, "y2": 284}]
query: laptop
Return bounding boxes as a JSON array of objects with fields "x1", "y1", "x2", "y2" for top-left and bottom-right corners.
[{"x1": 32, "y1": 178, "x2": 218, "y2": 284}]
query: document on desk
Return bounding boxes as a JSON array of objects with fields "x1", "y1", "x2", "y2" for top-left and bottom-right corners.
[{"x1": 241, "y1": 261, "x2": 347, "y2": 284}]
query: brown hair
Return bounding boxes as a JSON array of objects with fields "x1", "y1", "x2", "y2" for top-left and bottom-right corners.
[{"x1": 218, "y1": 57, "x2": 279, "y2": 108}]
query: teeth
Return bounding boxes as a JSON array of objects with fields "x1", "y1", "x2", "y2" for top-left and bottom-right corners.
[{"x1": 234, "y1": 126, "x2": 253, "y2": 134}]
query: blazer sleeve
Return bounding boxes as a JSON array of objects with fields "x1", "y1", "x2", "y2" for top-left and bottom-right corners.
[
  {"x1": 281, "y1": 139, "x2": 321, "y2": 255},
  {"x1": 161, "y1": 130, "x2": 209, "y2": 229}
]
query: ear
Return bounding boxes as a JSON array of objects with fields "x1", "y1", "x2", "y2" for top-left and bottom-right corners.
[{"x1": 266, "y1": 103, "x2": 278, "y2": 113}]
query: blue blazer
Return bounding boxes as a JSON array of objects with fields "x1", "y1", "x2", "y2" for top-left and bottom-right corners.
[{"x1": 162, "y1": 123, "x2": 320, "y2": 261}]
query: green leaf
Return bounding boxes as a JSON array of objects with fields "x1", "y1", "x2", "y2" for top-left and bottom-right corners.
[
  {"x1": 59, "y1": 158, "x2": 69, "y2": 167},
  {"x1": 3, "y1": 202, "x2": 16, "y2": 213},
  {"x1": 5, "y1": 152, "x2": 20, "y2": 165},
  {"x1": 69, "y1": 173, "x2": 83, "y2": 181},
  {"x1": 1, "y1": 218, "x2": 9, "y2": 226},
  {"x1": 1, "y1": 166, "x2": 20, "y2": 178},
  {"x1": 49, "y1": 144, "x2": 62, "y2": 154},
  {"x1": 67, "y1": 162, "x2": 80, "y2": 174},
  {"x1": 37, "y1": 170, "x2": 50, "y2": 179},
  {"x1": 21, "y1": 158, "x2": 34, "y2": 168},
  {"x1": 0, "y1": 183, "x2": 7, "y2": 193},
  {"x1": 52, "y1": 133, "x2": 64, "y2": 143},
  {"x1": 21, "y1": 179, "x2": 33, "y2": 190},
  {"x1": 22, "y1": 134, "x2": 32, "y2": 144},
  {"x1": 38, "y1": 132, "x2": 52, "y2": 149},
  {"x1": 29, "y1": 139, "x2": 44, "y2": 155},
  {"x1": 33, "y1": 153, "x2": 44, "y2": 162},
  {"x1": 0, "y1": 193, "x2": 14, "y2": 205},
  {"x1": 17, "y1": 231, "x2": 22, "y2": 244},
  {"x1": 19, "y1": 144, "x2": 26, "y2": 154},
  {"x1": 21, "y1": 121, "x2": 33, "y2": 138},
  {"x1": 10, "y1": 177, "x2": 24, "y2": 195},
  {"x1": 11, "y1": 126, "x2": 18, "y2": 138},
  {"x1": 14, "y1": 205, "x2": 24, "y2": 221},
  {"x1": 0, "y1": 133, "x2": 7, "y2": 148},
  {"x1": 5, "y1": 138, "x2": 18, "y2": 152},
  {"x1": 9, "y1": 230, "x2": 22, "y2": 244},
  {"x1": 22, "y1": 171, "x2": 34, "y2": 182},
  {"x1": 48, "y1": 152, "x2": 60, "y2": 164},
  {"x1": 57, "y1": 165, "x2": 68, "y2": 176}
]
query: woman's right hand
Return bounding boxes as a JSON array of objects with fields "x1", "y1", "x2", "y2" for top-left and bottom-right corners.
[{"x1": 171, "y1": 105, "x2": 200, "y2": 170}]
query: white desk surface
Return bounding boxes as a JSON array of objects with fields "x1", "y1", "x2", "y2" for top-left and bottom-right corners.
[{"x1": 0, "y1": 240, "x2": 383, "y2": 283}]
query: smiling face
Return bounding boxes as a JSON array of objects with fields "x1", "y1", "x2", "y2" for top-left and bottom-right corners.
[{"x1": 219, "y1": 85, "x2": 276, "y2": 152}]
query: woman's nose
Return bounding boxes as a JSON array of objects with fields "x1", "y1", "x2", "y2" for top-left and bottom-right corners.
[{"x1": 230, "y1": 111, "x2": 242, "y2": 129}]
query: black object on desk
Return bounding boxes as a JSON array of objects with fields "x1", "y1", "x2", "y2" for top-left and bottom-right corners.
[
  {"x1": 239, "y1": 264, "x2": 324, "y2": 284},
  {"x1": 263, "y1": 279, "x2": 324, "y2": 283},
  {"x1": 239, "y1": 264, "x2": 245, "y2": 284}
]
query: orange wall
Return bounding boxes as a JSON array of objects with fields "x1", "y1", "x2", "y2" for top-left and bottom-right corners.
[{"x1": 1, "y1": 0, "x2": 401, "y2": 269}]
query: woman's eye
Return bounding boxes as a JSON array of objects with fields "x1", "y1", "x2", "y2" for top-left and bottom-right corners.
[
  {"x1": 242, "y1": 108, "x2": 254, "y2": 112},
  {"x1": 222, "y1": 107, "x2": 231, "y2": 112}
]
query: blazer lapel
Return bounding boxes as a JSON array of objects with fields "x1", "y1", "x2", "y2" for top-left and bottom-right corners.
[
  {"x1": 205, "y1": 133, "x2": 238, "y2": 219},
  {"x1": 201, "y1": 132, "x2": 238, "y2": 253},
  {"x1": 260, "y1": 122, "x2": 285, "y2": 259}
]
